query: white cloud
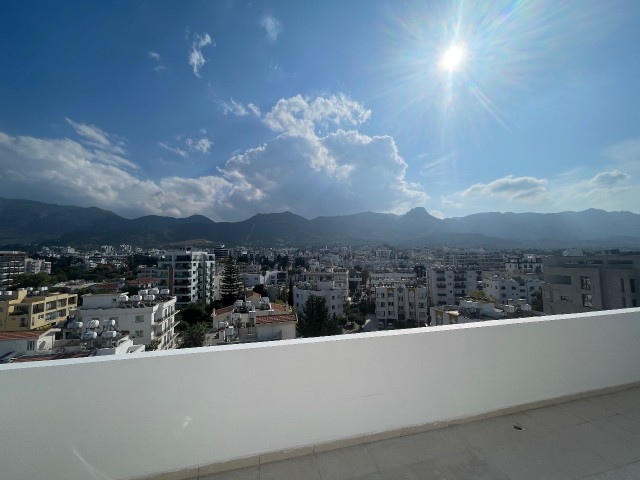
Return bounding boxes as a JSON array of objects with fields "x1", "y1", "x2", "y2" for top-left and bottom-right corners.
[
  {"x1": 260, "y1": 14, "x2": 282, "y2": 42},
  {"x1": 148, "y1": 51, "x2": 165, "y2": 72},
  {"x1": 429, "y1": 210, "x2": 445, "y2": 219},
  {"x1": 461, "y1": 175, "x2": 548, "y2": 202},
  {"x1": 0, "y1": 95, "x2": 429, "y2": 220},
  {"x1": 589, "y1": 170, "x2": 630, "y2": 187},
  {"x1": 159, "y1": 142, "x2": 188, "y2": 159},
  {"x1": 65, "y1": 118, "x2": 126, "y2": 155},
  {"x1": 188, "y1": 32, "x2": 213, "y2": 78},
  {"x1": 219, "y1": 98, "x2": 261, "y2": 118},
  {"x1": 248, "y1": 103, "x2": 261, "y2": 117},
  {"x1": 185, "y1": 137, "x2": 212, "y2": 154}
]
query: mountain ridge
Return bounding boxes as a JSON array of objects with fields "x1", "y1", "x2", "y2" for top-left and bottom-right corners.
[{"x1": 1, "y1": 197, "x2": 639, "y2": 248}]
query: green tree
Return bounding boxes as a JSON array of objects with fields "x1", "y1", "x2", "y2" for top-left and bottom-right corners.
[
  {"x1": 287, "y1": 277, "x2": 294, "y2": 306},
  {"x1": 531, "y1": 290, "x2": 543, "y2": 312},
  {"x1": 297, "y1": 296, "x2": 341, "y2": 338},
  {"x1": 220, "y1": 257, "x2": 243, "y2": 306},
  {"x1": 177, "y1": 302, "x2": 210, "y2": 326},
  {"x1": 180, "y1": 322, "x2": 210, "y2": 348}
]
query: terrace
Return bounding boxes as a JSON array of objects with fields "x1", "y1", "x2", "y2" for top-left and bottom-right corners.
[{"x1": 1, "y1": 309, "x2": 639, "y2": 480}]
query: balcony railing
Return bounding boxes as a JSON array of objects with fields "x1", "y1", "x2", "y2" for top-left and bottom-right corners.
[{"x1": 1, "y1": 309, "x2": 640, "y2": 480}]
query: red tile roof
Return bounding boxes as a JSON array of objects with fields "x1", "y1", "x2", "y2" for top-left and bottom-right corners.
[
  {"x1": 214, "y1": 305, "x2": 235, "y2": 316},
  {"x1": 10, "y1": 351, "x2": 94, "y2": 362},
  {"x1": 255, "y1": 313, "x2": 297, "y2": 325},
  {"x1": 0, "y1": 330, "x2": 52, "y2": 341}
]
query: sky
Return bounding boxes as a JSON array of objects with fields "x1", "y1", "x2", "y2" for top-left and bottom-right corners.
[{"x1": 1, "y1": 0, "x2": 639, "y2": 221}]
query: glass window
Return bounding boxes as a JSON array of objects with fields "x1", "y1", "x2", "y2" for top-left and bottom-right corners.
[
  {"x1": 582, "y1": 294, "x2": 593, "y2": 308},
  {"x1": 580, "y1": 276, "x2": 591, "y2": 290},
  {"x1": 135, "y1": 315, "x2": 144, "y2": 323}
]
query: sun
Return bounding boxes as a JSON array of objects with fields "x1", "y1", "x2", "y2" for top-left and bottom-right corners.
[{"x1": 438, "y1": 44, "x2": 466, "y2": 73}]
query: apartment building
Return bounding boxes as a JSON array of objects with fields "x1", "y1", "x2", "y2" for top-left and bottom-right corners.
[
  {"x1": 505, "y1": 254, "x2": 543, "y2": 273},
  {"x1": 542, "y1": 254, "x2": 640, "y2": 314},
  {"x1": 293, "y1": 281, "x2": 344, "y2": 318},
  {"x1": 0, "y1": 288, "x2": 78, "y2": 332},
  {"x1": 483, "y1": 275, "x2": 541, "y2": 304},
  {"x1": 0, "y1": 251, "x2": 26, "y2": 288},
  {"x1": 369, "y1": 271, "x2": 417, "y2": 288},
  {"x1": 293, "y1": 268, "x2": 348, "y2": 299},
  {"x1": 79, "y1": 290, "x2": 179, "y2": 350},
  {"x1": 155, "y1": 248, "x2": 215, "y2": 308},
  {"x1": 375, "y1": 283, "x2": 428, "y2": 328},
  {"x1": 25, "y1": 258, "x2": 52, "y2": 275},
  {"x1": 427, "y1": 268, "x2": 483, "y2": 306}
]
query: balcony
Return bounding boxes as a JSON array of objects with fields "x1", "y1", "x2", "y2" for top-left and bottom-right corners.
[{"x1": 1, "y1": 309, "x2": 640, "y2": 479}]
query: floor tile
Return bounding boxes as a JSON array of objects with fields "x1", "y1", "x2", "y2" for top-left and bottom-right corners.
[
  {"x1": 198, "y1": 467, "x2": 259, "y2": 480},
  {"x1": 315, "y1": 445, "x2": 379, "y2": 480},
  {"x1": 259, "y1": 455, "x2": 321, "y2": 480}
]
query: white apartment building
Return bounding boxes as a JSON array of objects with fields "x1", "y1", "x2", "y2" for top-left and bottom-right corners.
[
  {"x1": 369, "y1": 271, "x2": 417, "y2": 288},
  {"x1": 0, "y1": 251, "x2": 26, "y2": 288},
  {"x1": 155, "y1": 248, "x2": 215, "y2": 308},
  {"x1": 505, "y1": 254, "x2": 543, "y2": 273},
  {"x1": 293, "y1": 281, "x2": 344, "y2": 318},
  {"x1": 427, "y1": 268, "x2": 483, "y2": 306},
  {"x1": 375, "y1": 283, "x2": 428, "y2": 328},
  {"x1": 25, "y1": 258, "x2": 52, "y2": 275},
  {"x1": 79, "y1": 290, "x2": 179, "y2": 350},
  {"x1": 293, "y1": 269, "x2": 348, "y2": 299},
  {"x1": 483, "y1": 275, "x2": 541, "y2": 304}
]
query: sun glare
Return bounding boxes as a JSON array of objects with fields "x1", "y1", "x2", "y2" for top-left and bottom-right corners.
[{"x1": 438, "y1": 44, "x2": 466, "y2": 72}]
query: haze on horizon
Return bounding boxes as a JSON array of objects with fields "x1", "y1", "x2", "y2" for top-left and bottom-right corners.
[{"x1": 1, "y1": 0, "x2": 639, "y2": 222}]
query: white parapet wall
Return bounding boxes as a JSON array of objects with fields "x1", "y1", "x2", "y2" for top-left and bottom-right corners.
[{"x1": 2, "y1": 309, "x2": 640, "y2": 479}]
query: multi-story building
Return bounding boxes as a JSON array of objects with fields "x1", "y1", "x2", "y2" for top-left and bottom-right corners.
[
  {"x1": 293, "y1": 269, "x2": 348, "y2": 300},
  {"x1": 25, "y1": 258, "x2": 52, "y2": 275},
  {"x1": 375, "y1": 283, "x2": 428, "y2": 328},
  {"x1": 483, "y1": 275, "x2": 541, "y2": 304},
  {"x1": 369, "y1": 271, "x2": 417, "y2": 288},
  {"x1": 0, "y1": 251, "x2": 26, "y2": 288},
  {"x1": 155, "y1": 248, "x2": 215, "y2": 308},
  {"x1": 0, "y1": 288, "x2": 78, "y2": 332},
  {"x1": 505, "y1": 254, "x2": 543, "y2": 273},
  {"x1": 542, "y1": 254, "x2": 640, "y2": 314},
  {"x1": 427, "y1": 268, "x2": 483, "y2": 306},
  {"x1": 293, "y1": 281, "x2": 344, "y2": 318},
  {"x1": 430, "y1": 248, "x2": 504, "y2": 270},
  {"x1": 79, "y1": 290, "x2": 179, "y2": 350}
]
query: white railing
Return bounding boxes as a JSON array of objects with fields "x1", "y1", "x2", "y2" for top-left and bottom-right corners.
[{"x1": 1, "y1": 309, "x2": 640, "y2": 480}]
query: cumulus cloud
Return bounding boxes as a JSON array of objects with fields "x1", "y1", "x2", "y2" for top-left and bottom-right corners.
[
  {"x1": 188, "y1": 32, "x2": 213, "y2": 77},
  {"x1": 260, "y1": 14, "x2": 282, "y2": 42},
  {"x1": 589, "y1": 170, "x2": 630, "y2": 187},
  {"x1": 461, "y1": 175, "x2": 548, "y2": 202},
  {"x1": 0, "y1": 95, "x2": 429, "y2": 220},
  {"x1": 148, "y1": 51, "x2": 165, "y2": 72}
]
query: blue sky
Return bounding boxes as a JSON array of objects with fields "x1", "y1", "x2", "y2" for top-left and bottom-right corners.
[{"x1": 1, "y1": 0, "x2": 639, "y2": 221}]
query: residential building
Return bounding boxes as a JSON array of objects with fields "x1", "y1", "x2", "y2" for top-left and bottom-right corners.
[
  {"x1": 427, "y1": 268, "x2": 483, "y2": 306},
  {"x1": 505, "y1": 254, "x2": 543, "y2": 273},
  {"x1": 542, "y1": 254, "x2": 640, "y2": 314},
  {"x1": 25, "y1": 258, "x2": 52, "y2": 275},
  {"x1": 293, "y1": 268, "x2": 349, "y2": 299},
  {"x1": 79, "y1": 290, "x2": 179, "y2": 350},
  {"x1": 483, "y1": 275, "x2": 541, "y2": 304},
  {"x1": 0, "y1": 288, "x2": 78, "y2": 332},
  {"x1": 293, "y1": 281, "x2": 344, "y2": 318},
  {"x1": 369, "y1": 271, "x2": 417, "y2": 287},
  {"x1": 375, "y1": 283, "x2": 428, "y2": 328},
  {"x1": 0, "y1": 251, "x2": 26, "y2": 288},
  {"x1": 155, "y1": 248, "x2": 215, "y2": 308}
]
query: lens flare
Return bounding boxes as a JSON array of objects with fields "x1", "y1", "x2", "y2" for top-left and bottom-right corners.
[{"x1": 438, "y1": 44, "x2": 466, "y2": 72}]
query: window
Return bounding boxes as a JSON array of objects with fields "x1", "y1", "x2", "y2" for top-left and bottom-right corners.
[
  {"x1": 135, "y1": 330, "x2": 144, "y2": 337},
  {"x1": 20, "y1": 318, "x2": 27, "y2": 327},
  {"x1": 135, "y1": 315, "x2": 144, "y2": 323},
  {"x1": 582, "y1": 294, "x2": 593, "y2": 308},
  {"x1": 631, "y1": 279, "x2": 636, "y2": 293},
  {"x1": 633, "y1": 299, "x2": 638, "y2": 308},
  {"x1": 380, "y1": 302, "x2": 385, "y2": 307},
  {"x1": 580, "y1": 276, "x2": 591, "y2": 290},
  {"x1": 621, "y1": 278, "x2": 625, "y2": 293},
  {"x1": 560, "y1": 295, "x2": 569, "y2": 301},
  {"x1": 27, "y1": 340, "x2": 35, "y2": 351}
]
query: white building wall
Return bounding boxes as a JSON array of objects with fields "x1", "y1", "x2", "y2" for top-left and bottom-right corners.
[
  {"x1": 293, "y1": 284, "x2": 344, "y2": 317},
  {"x1": 2, "y1": 309, "x2": 640, "y2": 480}
]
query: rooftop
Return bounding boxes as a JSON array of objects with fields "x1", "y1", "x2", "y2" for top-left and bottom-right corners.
[{"x1": 198, "y1": 384, "x2": 640, "y2": 480}]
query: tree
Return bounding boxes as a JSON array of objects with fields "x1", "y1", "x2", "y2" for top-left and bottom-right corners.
[
  {"x1": 531, "y1": 291, "x2": 543, "y2": 312},
  {"x1": 177, "y1": 302, "x2": 209, "y2": 326},
  {"x1": 220, "y1": 257, "x2": 243, "y2": 306},
  {"x1": 297, "y1": 296, "x2": 341, "y2": 338},
  {"x1": 287, "y1": 277, "x2": 294, "y2": 306},
  {"x1": 180, "y1": 322, "x2": 210, "y2": 348}
]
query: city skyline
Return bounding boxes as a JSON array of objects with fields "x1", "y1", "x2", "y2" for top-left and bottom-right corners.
[{"x1": 1, "y1": 0, "x2": 639, "y2": 221}]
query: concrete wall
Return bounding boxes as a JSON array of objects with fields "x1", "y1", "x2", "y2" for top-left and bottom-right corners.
[{"x1": 2, "y1": 309, "x2": 640, "y2": 480}]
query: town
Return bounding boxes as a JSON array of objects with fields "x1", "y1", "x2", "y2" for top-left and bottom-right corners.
[{"x1": 1, "y1": 244, "x2": 637, "y2": 363}]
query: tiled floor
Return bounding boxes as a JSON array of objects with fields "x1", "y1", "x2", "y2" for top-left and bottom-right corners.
[{"x1": 200, "y1": 387, "x2": 640, "y2": 480}]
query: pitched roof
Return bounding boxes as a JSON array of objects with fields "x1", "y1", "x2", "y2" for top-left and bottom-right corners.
[
  {"x1": 0, "y1": 330, "x2": 53, "y2": 341},
  {"x1": 255, "y1": 313, "x2": 297, "y2": 325}
]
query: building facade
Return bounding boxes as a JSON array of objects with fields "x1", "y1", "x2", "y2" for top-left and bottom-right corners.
[
  {"x1": 0, "y1": 251, "x2": 27, "y2": 288},
  {"x1": 375, "y1": 283, "x2": 428, "y2": 328},
  {"x1": 0, "y1": 288, "x2": 78, "y2": 332},
  {"x1": 483, "y1": 275, "x2": 541, "y2": 304},
  {"x1": 542, "y1": 255, "x2": 640, "y2": 314},
  {"x1": 79, "y1": 291, "x2": 179, "y2": 350},
  {"x1": 427, "y1": 268, "x2": 483, "y2": 306},
  {"x1": 155, "y1": 248, "x2": 215, "y2": 308},
  {"x1": 293, "y1": 281, "x2": 345, "y2": 318}
]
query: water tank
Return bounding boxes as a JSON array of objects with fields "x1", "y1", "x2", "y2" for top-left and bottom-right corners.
[
  {"x1": 102, "y1": 319, "x2": 116, "y2": 327},
  {"x1": 143, "y1": 295, "x2": 155, "y2": 301},
  {"x1": 3, "y1": 291, "x2": 12, "y2": 296},
  {"x1": 119, "y1": 295, "x2": 129, "y2": 302},
  {"x1": 27, "y1": 287, "x2": 33, "y2": 291},
  {"x1": 150, "y1": 288, "x2": 160, "y2": 295},
  {"x1": 160, "y1": 289, "x2": 170, "y2": 295},
  {"x1": 130, "y1": 295, "x2": 142, "y2": 302},
  {"x1": 83, "y1": 331, "x2": 98, "y2": 340},
  {"x1": 70, "y1": 321, "x2": 83, "y2": 330},
  {"x1": 102, "y1": 330, "x2": 117, "y2": 339},
  {"x1": 139, "y1": 289, "x2": 149, "y2": 296},
  {"x1": 41, "y1": 286, "x2": 48, "y2": 291},
  {"x1": 87, "y1": 319, "x2": 100, "y2": 329}
]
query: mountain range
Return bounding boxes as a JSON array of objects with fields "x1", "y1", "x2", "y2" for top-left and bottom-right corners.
[{"x1": 1, "y1": 197, "x2": 639, "y2": 249}]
